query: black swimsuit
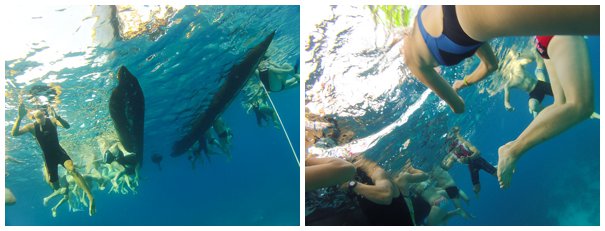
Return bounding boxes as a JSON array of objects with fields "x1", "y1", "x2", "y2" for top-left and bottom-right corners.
[
  {"x1": 529, "y1": 80, "x2": 553, "y2": 102},
  {"x1": 355, "y1": 169, "x2": 414, "y2": 226},
  {"x1": 34, "y1": 118, "x2": 71, "y2": 183}
]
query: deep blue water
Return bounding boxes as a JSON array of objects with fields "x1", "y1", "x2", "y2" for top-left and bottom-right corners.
[{"x1": 5, "y1": 5, "x2": 300, "y2": 225}]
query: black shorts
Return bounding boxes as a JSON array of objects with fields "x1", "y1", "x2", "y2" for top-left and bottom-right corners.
[
  {"x1": 528, "y1": 80, "x2": 553, "y2": 103},
  {"x1": 43, "y1": 147, "x2": 72, "y2": 183},
  {"x1": 445, "y1": 186, "x2": 460, "y2": 199}
]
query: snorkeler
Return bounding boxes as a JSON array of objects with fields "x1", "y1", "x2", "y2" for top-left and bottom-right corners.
[
  {"x1": 101, "y1": 139, "x2": 139, "y2": 193},
  {"x1": 500, "y1": 49, "x2": 552, "y2": 117},
  {"x1": 500, "y1": 49, "x2": 600, "y2": 119},
  {"x1": 151, "y1": 153, "x2": 163, "y2": 171},
  {"x1": 411, "y1": 180, "x2": 466, "y2": 226},
  {"x1": 400, "y1": 5, "x2": 598, "y2": 114},
  {"x1": 497, "y1": 35, "x2": 596, "y2": 188},
  {"x1": 257, "y1": 56, "x2": 300, "y2": 92},
  {"x1": 11, "y1": 102, "x2": 95, "y2": 216},
  {"x1": 212, "y1": 117, "x2": 233, "y2": 158},
  {"x1": 430, "y1": 164, "x2": 472, "y2": 218},
  {"x1": 252, "y1": 99, "x2": 280, "y2": 128},
  {"x1": 443, "y1": 126, "x2": 497, "y2": 197}
]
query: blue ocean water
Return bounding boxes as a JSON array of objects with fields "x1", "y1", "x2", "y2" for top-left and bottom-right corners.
[
  {"x1": 305, "y1": 5, "x2": 599, "y2": 226},
  {"x1": 5, "y1": 5, "x2": 300, "y2": 225}
]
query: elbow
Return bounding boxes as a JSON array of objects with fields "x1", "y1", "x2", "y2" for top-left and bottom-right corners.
[
  {"x1": 485, "y1": 61, "x2": 498, "y2": 74},
  {"x1": 376, "y1": 191, "x2": 394, "y2": 205},
  {"x1": 451, "y1": 100, "x2": 465, "y2": 114}
]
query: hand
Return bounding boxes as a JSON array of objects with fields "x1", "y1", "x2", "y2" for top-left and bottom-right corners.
[
  {"x1": 505, "y1": 103, "x2": 515, "y2": 112},
  {"x1": 18, "y1": 102, "x2": 27, "y2": 118},
  {"x1": 453, "y1": 80, "x2": 466, "y2": 92},
  {"x1": 47, "y1": 105, "x2": 57, "y2": 117}
]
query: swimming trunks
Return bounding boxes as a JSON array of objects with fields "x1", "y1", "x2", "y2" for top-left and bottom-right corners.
[
  {"x1": 535, "y1": 36, "x2": 554, "y2": 59},
  {"x1": 34, "y1": 118, "x2": 71, "y2": 183},
  {"x1": 417, "y1": 5, "x2": 484, "y2": 66},
  {"x1": 444, "y1": 185, "x2": 460, "y2": 199},
  {"x1": 528, "y1": 80, "x2": 553, "y2": 103}
]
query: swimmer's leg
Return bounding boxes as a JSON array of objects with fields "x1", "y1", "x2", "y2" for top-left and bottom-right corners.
[
  {"x1": 528, "y1": 98, "x2": 542, "y2": 118},
  {"x1": 498, "y1": 36, "x2": 593, "y2": 189},
  {"x1": 590, "y1": 112, "x2": 600, "y2": 119},
  {"x1": 43, "y1": 181, "x2": 66, "y2": 206},
  {"x1": 64, "y1": 160, "x2": 95, "y2": 216}
]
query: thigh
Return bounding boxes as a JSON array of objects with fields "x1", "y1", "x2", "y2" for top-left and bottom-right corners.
[
  {"x1": 544, "y1": 59, "x2": 565, "y2": 104},
  {"x1": 548, "y1": 36, "x2": 593, "y2": 105}
]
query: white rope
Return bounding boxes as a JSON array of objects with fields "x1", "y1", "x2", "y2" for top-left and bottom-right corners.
[{"x1": 260, "y1": 83, "x2": 300, "y2": 167}]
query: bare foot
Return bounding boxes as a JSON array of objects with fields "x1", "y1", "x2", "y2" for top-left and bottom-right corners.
[
  {"x1": 497, "y1": 141, "x2": 519, "y2": 189},
  {"x1": 52, "y1": 208, "x2": 57, "y2": 218}
]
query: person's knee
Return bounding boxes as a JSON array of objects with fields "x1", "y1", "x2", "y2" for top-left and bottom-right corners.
[
  {"x1": 569, "y1": 99, "x2": 594, "y2": 119},
  {"x1": 528, "y1": 99, "x2": 540, "y2": 111}
]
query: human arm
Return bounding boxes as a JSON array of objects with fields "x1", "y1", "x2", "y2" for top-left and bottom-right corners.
[
  {"x1": 11, "y1": 102, "x2": 34, "y2": 136},
  {"x1": 504, "y1": 87, "x2": 515, "y2": 111},
  {"x1": 48, "y1": 105, "x2": 70, "y2": 129},
  {"x1": 441, "y1": 153, "x2": 456, "y2": 170},
  {"x1": 410, "y1": 64, "x2": 465, "y2": 113},
  {"x1": 350, "y1": 168, "x2": 395, "y2": 205},
  {"x1": 305, "y1": 157, "x2": 356, "y2": 191},
  {"x1": 283, "y1": 74, "x2": 300, "y2": 89},
  {"x1": 269, "y1": 62, "x2": 294, "y2": 74},
  {"x1": 116, "y1": 142, "x2": 135, "y2": 156},
  {"x1": 453, "y1": 43, "x2": 498, "y2": 91}
]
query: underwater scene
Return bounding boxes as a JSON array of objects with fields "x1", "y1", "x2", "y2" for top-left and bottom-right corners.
[
  {"x1": 5, "y1": 5, "x2": 300, "y2": 225},
  {"x1": 304, "y1": 5, "x2": 599, "y2": 226}
]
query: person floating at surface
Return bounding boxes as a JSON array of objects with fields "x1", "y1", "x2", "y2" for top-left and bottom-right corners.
[
  {"x1": 430, "y1": 164, "x2": 472, "y2": 218},
  {"x1": 11, "y1": 102, "x2": 95, "y2": 216},
  {"x1": 410, "y1": 180, "x2": 466, "y2": 226},
  {"x1": 442, "y1": 126, "x2": 496, "y2": 197},
  {"x1": 500, "y1": 49, "x2": 552, "y2": 117},
  {"x1": 212, "y1": 117, "x2": 233, "y2": 158},
  {"x1": 101, "y1": 139, "x2": 139, "y2": 194},
  {"x1": 252, "y1": 99, "x2": 280, "y2": 128},
  {"x1": 257, "y1": 55, "x2": 300, "y2": 92},
  {"x1": 400, "y1": 5, "x2": 598, "y2": 114},
  {"x1": 151, "y1": 153, "x2": 163, "y2": 171},
  {"x1": 498, "y1": 35, "x2": 596, "y2": 188},
  {"x1": 499, "y1": 49, "x2": 600, "y2": 119}
]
